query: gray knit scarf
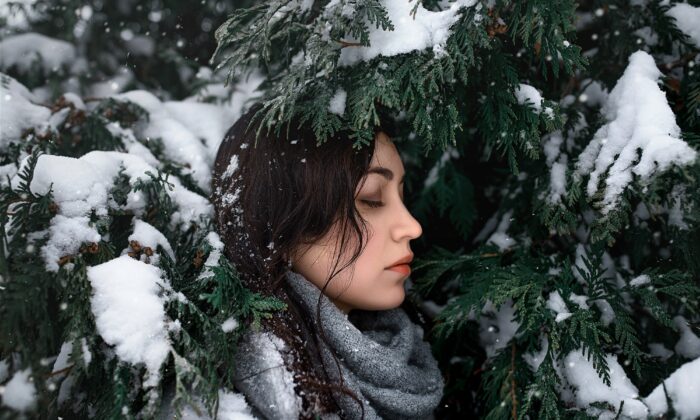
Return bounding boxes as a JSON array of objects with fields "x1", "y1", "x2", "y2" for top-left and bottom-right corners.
[{"x1": 284, "y1": 270, "x2": 444, "y2": 420}]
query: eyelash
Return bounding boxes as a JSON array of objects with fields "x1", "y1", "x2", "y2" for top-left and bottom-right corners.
[{"x1": 361, "y1": 200, "x2": 384, "y2": 208}]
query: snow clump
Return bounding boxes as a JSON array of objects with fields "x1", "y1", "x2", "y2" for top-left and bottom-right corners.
[
  {"x1": 574, "y1": 50, "x2": 697, "y2": 214},
  {"x1": 338, "y1": 0, "x2": 477, "y2": 66}
]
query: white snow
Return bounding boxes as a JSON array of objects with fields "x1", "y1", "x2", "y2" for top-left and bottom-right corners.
[
  {"x1": 574, "y1": 51, "x2": 697, "y2": 214},
  {"x1": 216, "y1": 389, "x2": 256, "y2": 420},
  {"x1": 648, "y1": 342, "x2": 674, "y2": 361},
  {"x1": 634, "y1": 26, "x2": 659, "y2": 47},
  {"x1": 0, "y1": 32, "x2": 76, "y2": 73},
  {"x1": 221, "y1": 317, "x2": 239, "y2": 333},
  {"x1": 88, "y1": 255, "x2": 172, "y2": 387},
  {"x1": 580, "y1": 79, "x2": 609, "y2": 108},
  {"x1": 666, "y1": 3, "x2": 700, "y2": 47},
  {"x1": 543, "y1": 131, "x2": 568, "y2": 204},
  {"x1": 18, "y1": 153, "x2": 117, "y2": 211},
  {"x1": 124, "y1": 35, "x2": 156, "y2": 56},
  {"x1": 328, "y1": 88, "x2": 347, "y2": 116},
  {"x1": 629, "y1": 274, "x2": 651, "y2": 287},
  {"x1": 546, "y1": 291, "x2": 573, "y2": 323},
  {"x1": 0, "y1": 73, "x2": 51, "y2": 150},
  {"x1": 105, "y1": 121, "x2": 160, "y2": 167},
  {"x1": 487, "y1": 210, "x2": 516, "y2": 251},
  {"x1": 112, "y1": 90, "x2": 213, "y2": 193},
  {"x1": 473, "y1": 211, "x2": 498, "y2": 243},
  {"x1": 197, "y1": 231, "x2": 225, "y2": 281},
  {"x1": 53, "y1": 341, "x2": 72, "y2": 373},
  {"x1": 541, "y1": 113, "x2": 587, "y2": 205},
  {"x1": 186, "y1": 68, "x2": 264, "y2": 141},
  {"x1": 673, "y1": 316, "x2": 700, "y2": 359},
  {"x1": 166, "y1": 388, "x2": 256, "y2": 420},
  {"x1": 523, "y1": 335, "x2": 549, "y2": 372},
  {"x1": 0, "y1": 163, "x2": 18, "y2": 188},
  {"x1": 559, "y1": 348, "x2": 648, "y2": 418},
  {"x1": 424, "y1": 146, "x2": 459, "y2": 188},
  {"x1": 515, "y1": 83, "x2": 543, "y2": 112},
  {"x1": 338, "y1": 0, "x2": 477, "y2": 66},
  {"x1": 568, "y1": 292, "x2": 590, "y2": 310},
  {"x1": 594, "y1": 299, "x2": 615, "y2": 327},
  {"x1": 239, "y1": 331, "x2": 302, "y2": 417},
  {"x1": 51, "y1": 340, "x2": 82, "y2": 405},
  {"x1": 61, "y1": 92, "x2": 86, "y2": 110},
  {"x1": 110, "y1": 86, "x2": 253, "y2": 190},
  {"x1": 299, "y1": 0, "x2": 315, "y2": 12},
  {"x1": 88, "y1": 67, "x2": 134, "y2": 97},
  {"x1": 222, "y1": 155, "x2": 239, "y2": 180},
  {"x1": 667, "y1": 185, "x2": 690, "y2": 229},
  {"x1": 1, "y1": 368, "x2": 36, "y2": 412},
  {"x1": 549, "y1": 157, "x2": 568, "y2": 204},
  {"x1": 163, "y1": 100, "x2": 238, "y2": 163},
  {"x1": 127, "y1": 218, "x2": 175, "y2": 262},
  {"x1": 478, "y1": 299, "x2": 520, "y2": 358},
  {"x1": 9, "y1": 151, "x2": 212, "y2": 271},
  {"x1": 42, "y1": 215, "x2": 101, "y2": 273},
  {"x1": 644, "y1": 357, "x2": 700, "y2": 419},
  {"x1": 0, "y1": 0, "x2": 40, "y2": 30}
]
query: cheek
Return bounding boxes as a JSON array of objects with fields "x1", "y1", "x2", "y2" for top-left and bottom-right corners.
[
  {"x1": 292, "y1": 220, "x2": 404, "y2": 309},
  {"x1": 341, "y1": 239, "x2": 406, "y2": 309},
  {"x1": 353, "y1": 230, "x2": 382, "y2": 272},
  {"x1": 292, "y1": 244, "x2": 334, "y2": 288},
  {"x1": 344, "y1": 272, "x2": 406, "y2": 311},
  {"x1": 291, "y1": 226, "x2": 362, "y2": 291}
]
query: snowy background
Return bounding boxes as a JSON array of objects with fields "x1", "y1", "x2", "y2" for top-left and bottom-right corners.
[{"x1": 1, "y1": 0, "x2": 700, "y2": 419}]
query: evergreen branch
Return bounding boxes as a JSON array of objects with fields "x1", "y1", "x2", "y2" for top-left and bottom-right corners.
[
  {"x1": 411, "y1": 246, "x2": 495, "y2": 297},
  {"x1": 521, "y1": 350, "x2": 561, "y2": 420},
  {"x1": 510, "y1": 342, "x2": 518, "y2": 420}
]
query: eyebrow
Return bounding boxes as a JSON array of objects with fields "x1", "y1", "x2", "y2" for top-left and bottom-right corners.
[{"x1": 367, "y1": 166, "x2": 405, "y2": 183}]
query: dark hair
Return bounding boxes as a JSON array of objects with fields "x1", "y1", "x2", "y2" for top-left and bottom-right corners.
[{"x1": 211, "y1": 104, "x2": 381, "y2": 418}]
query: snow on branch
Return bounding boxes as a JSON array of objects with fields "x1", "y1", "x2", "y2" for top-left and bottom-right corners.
[
  {"x1": 0, "y1": 73, "x2": 51, "y2": 150},
  {"x1": 644, "y1": 357, "x2": 700, "y2": 419},
  {"x1": 514, "y1": 83, "x2": 543, "y2": 113},
  {"x1": 556, "y1": 348, "x2": 649, "y2": 418},
  {"x1": 88, "y1": 255, "x2": 173, "y2": 388},
  {"x1": 9, "y1": 151, "x2": 212, "y2": 271},
  {"x1": 112, "y1": 91, "x2": 219, "y2": 193},
  {"x1": 337, "y1": 0, "x2": 478, "y2": 66},
  {"x1": 666, "y1": 3, "x2": 700, "y2": 47},
  {"x1": 0, "y1": 32, "x2": 76, "y2": 74},
  {"x1": 574, "y1": 51, "x2": 697, "y2": 214}
]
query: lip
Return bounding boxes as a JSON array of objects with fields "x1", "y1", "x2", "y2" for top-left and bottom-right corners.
[
  {"x1": 386, "y1": 264, "x2": 411, "y2": 276},
  {"x1": 387, "y1": 253, "x2": 413, "y2": 268},
  {"x1": 385, "y1": 253, "x2": 413, "y2": 276}
]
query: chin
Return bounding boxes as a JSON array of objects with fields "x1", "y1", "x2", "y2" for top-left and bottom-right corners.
[
  {"x1": 379, "y1": 289, "x2": 406, "y2": 310},
  {"x1": 354, "y1": 287, "x2": 405, "y2": 311}
]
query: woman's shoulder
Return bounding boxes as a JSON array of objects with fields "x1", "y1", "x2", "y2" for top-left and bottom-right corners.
[{"x1": 232, "y1": 328, "x2": 303, "y2": 420}]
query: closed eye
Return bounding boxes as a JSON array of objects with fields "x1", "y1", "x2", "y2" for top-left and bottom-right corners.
[{"x1": 361, "y1": 200, "x2": 384, "y2": 208}]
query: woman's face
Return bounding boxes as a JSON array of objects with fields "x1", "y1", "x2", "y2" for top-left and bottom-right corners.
[{"x1": 290, "y1": 132, "x2": 423, "y2": 314}]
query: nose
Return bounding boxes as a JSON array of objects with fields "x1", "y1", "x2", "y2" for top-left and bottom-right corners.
[{"x1": 392, "y1": 201, "x2": 423, "y2": 242}]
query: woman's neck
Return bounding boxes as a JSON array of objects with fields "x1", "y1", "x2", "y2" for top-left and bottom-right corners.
[{"x1": 331, "y1": 298, "x2": 353, "y2": 316}]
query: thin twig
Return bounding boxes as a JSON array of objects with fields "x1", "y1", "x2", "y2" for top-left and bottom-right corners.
[
  {"x1": 337, "y1": 39, "x2": 363, "y2": 48},
  {"x1": 48, "y1": 364, "x2": 74, "y2": 377}
]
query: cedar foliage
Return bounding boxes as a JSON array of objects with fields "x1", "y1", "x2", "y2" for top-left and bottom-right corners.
[{"x1": 1, "y1": 0, "x2": 699, "y2": 419}]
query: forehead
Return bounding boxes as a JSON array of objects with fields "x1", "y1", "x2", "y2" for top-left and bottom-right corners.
[{"x1": 370, "y1": 132, "x2": 403, "y2": 172}]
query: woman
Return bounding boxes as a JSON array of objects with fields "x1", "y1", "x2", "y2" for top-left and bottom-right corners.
[{"x1": 211, "y1": 104, "x2": 444, "y2": 419}]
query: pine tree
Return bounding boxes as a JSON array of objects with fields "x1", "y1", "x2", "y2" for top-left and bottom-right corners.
[{"x1": 1, "y1": 0, "x2": 699, "y2": 419}]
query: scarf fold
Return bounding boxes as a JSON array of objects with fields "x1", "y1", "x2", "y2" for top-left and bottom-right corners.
[{"x1": 284, "y1": 270, "x2": 444, "y2": 420}]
